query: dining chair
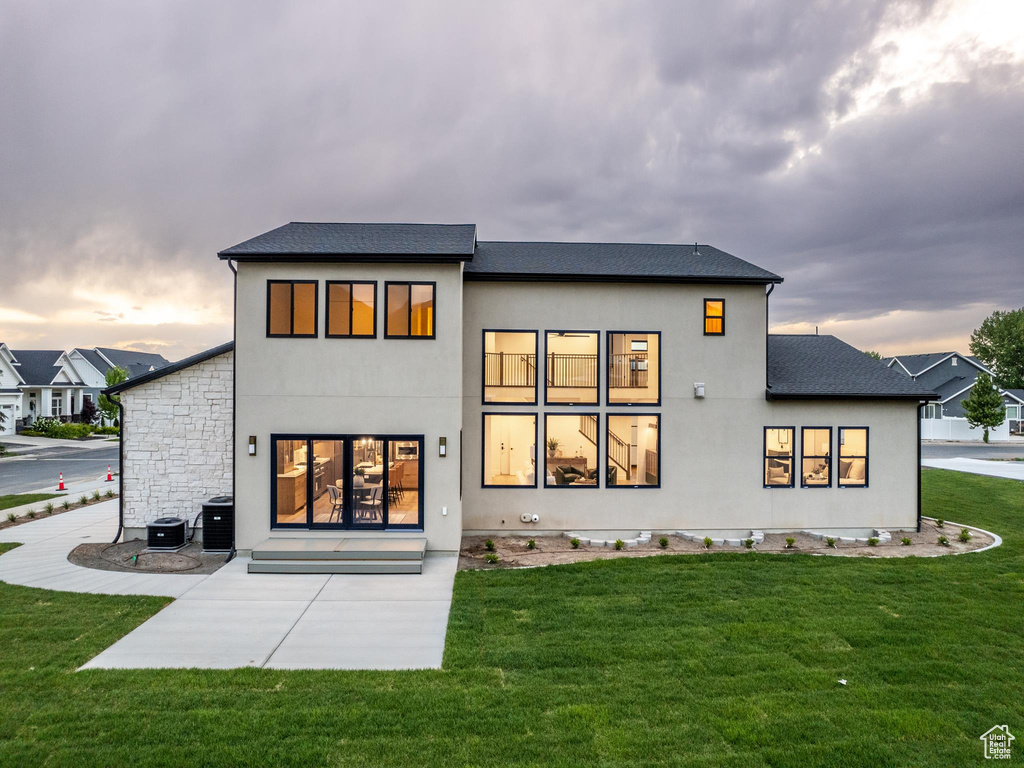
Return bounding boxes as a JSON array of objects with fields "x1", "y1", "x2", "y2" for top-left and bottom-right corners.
[{"x1": 326, "y1": 485, "x2": 342, "y2": 523}]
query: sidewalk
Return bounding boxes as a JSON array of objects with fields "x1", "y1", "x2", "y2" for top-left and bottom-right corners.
[
  {"x1": 2, "y1": 475, "x2": 119, "y2": 520},
  {"x1": 922, "y1": 458, "x2": 1024, "y2": 481},
  {"x1": 2, "y1": 434, "x2": 118, "y2": 450}
]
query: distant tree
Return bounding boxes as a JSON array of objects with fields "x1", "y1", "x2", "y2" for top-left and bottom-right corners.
[
  {"x1": 970, "y1": 308, "x2": 1024, "y2": 389},
  {"x1": 98, "y1": 366, "x2": 128, "y2": 423},
  {"x1": 79, "y1": 397, "x2": 98, "y2": 425},
  {"x1": 863, "y1": 350, "x2": 882, "y2": 360},
  {"x1": 962, "y1": 372, "x2": 1005, "y2": 443}
]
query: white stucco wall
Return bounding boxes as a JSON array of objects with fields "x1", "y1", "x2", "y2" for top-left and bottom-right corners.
[{"x1": 121, "y1": 351, "x2": 233, "y2": 536}]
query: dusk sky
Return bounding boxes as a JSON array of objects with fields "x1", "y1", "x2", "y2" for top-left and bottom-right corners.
[{"x1": 1, "y1": 0, "x2": 1021, "y2": 361}]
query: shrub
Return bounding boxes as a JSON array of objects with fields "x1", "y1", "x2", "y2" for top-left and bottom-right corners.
[
  {"x1": 26, "y1": 509, "x2": 36, "y2": 519},
  {"x1": 18, "y1": 429, "x2": 46, "y2": 437},
  {"x1": 658, "y1": 537, "x2": 669, "y2": 548},
  {"x1": 526, "y1": 539, "x2": 536, "y2": 550},
  {"x1": 785, "y1": 537, "x2": 796, "y2": 549},
  {"x1": 938, "y1": 535, "x2": 950, "y2": 546},
  {"x1": 901, "y1": 537, "x2": 912, "y2": 545},
  {"x1": 744, "y1": 538, "x2": 754, "y2": 549},
  {"x1": 936, "y1": 519, "x2": 945, "y2": 528},
  {"x1": 104, "y1": 489, "x2": 115, "y2": 498},
  {"x1": 826, "y1": 537, "x2": 837, "y2": 548},
  {"x1": 93, "y1": 425, "x2": 120, "y2": 435},
  {"x1": 79, "y1": 495, "x2": 89, "y2": 505},
  {"x1": 703, "y1": 536, "x2": 713, "y2": 549},
  {"x1": 570, "y1": 537, "x2": 580, "y2": 549},
  {"x1": 867, "y1": 537, "x2": 879, "y2": 547},
  {"x1": 6, "y1": 513, "x2": 16, "y2": 523},
  {"x1": 44, "y1": 502, "x2": 54, "y2": 514},
  {"x1": 958, "y1": 528, "x2": 971, "y2": 543},
  {"x1": 484, "y1": 539, "x2": 495, "y2": 552},
  {"x1": 484, "y1": 553, "x2": 499, "y2": 564},
  {"x1": 61, "y1": 500, "x2": 71, "y2": 510},
  {"x1": 79, "y1": 397, "x2": 98, "y2": 425},
  {"x1": 614, "y1": 539, "x2": 624, "y2": 550},
  {"x1": 33, "y1": 416, "x2": 62, "y2": 433},
  {"x1": 91, "y1": 490, "x2": 101, "y2": 501}
]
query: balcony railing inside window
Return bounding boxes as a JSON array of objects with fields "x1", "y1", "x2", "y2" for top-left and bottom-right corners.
[
  {"x1": 483, "y1": 352, "x2": 536, "y2": 388},
  {"x1": 609, "y1": 352, "x2": 649, "y2": 388},
  {"x1": 608, "y1": 428, "x2": 630, "y2": 474},
  {"x1": 546, "y1": 353, "x2": 598, "y2": 388}
]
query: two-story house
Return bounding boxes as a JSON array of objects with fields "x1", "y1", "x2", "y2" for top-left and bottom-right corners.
[{"x1": 106, "y1": 223, "x2": 936, "y2": 568}]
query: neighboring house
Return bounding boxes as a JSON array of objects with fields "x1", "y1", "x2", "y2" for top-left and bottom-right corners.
[
  {"x1": 106, "y1": 222, "x2": 936, "y2": 556},
  {"x1": 0, "y1": 343, "x2": 170, "y2": 433},
  {"x1": 883, "y1": 351, "x2": 1023, "y2": 440}
]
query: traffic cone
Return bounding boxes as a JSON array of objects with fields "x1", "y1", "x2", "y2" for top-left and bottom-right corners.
[
  {"x1": 106, "y1": 465, "x2": 113, "y2": 482},
  {"x1": 57, "y1": 472, "x2": 65, "y2": 491}
]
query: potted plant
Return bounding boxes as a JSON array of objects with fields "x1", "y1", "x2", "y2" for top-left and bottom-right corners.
[
  {"x1": 353, "y1": 467, "x2": 365, "y2": 487},
  {"x1": 547, "y1": 437, "x2": 560, "y2": 458}
]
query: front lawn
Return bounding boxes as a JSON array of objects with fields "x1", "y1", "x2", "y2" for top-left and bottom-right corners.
[
  {"x1": 0, "y1": 470, "x2": 1021, "y2": 767},
  {"x1": 0, "y1": 493, "x2": 65, "y2": 512}
]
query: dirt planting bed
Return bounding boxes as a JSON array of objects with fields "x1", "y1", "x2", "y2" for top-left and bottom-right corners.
[{"x1": 68, "y1": 539, "x2": 228, "y2": 575}]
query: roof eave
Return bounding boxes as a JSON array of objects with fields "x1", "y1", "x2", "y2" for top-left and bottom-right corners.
[
  {"x1": 217, "y1": 252, "x2": 474, "y2": 262},
  {"x1": 765, "y1": 389, "x2": 939, "y2": 401},
  {"x1": 464, "y1": 272, "x2": 783, "y2": 285},
  {"x1": 104, "y1": 342, "x2": 234, "y2": 396}
]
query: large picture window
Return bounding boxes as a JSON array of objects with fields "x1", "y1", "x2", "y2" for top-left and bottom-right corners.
[
  {"x1": 801, "y1": 427, "x2": 832, "y2": 488},
  {"x1": 482, "y1": 413, "x2": 537, "y2": 487},
  {"x1": 326, "y1": 281, "x2": 376, "y2": 338},
  {"x1": 544, "y1": 414, "x2": 599, "y2": 487},
  {"x1": 267, "y1": 280, "x2": 318, "y2": 337},
  {"x1": 838, "y1": 427, "x2": 868, "y2": 487},
  {"x1": 763, "y1": 427, "x2": 794, "y2": 487},
  {"x1": 606, "y1": 414, "x2": 659, "y2": 487},
  {"x1": 483, "y1": 330, "x2": 537, "y2": 404},
  {"x1": 272, "y1": 434, "x2": 423, "y2": 529},
  {"x1": 385, "y1": 282, "x2": 435, "y2": 338},
  {"x1": 607, "y1": 332, "x2": 660, "y2": 405},
  {"x1": 704, "y1": 299, "x2": 725, "y2": 335},
  {"x1": 545, "y1": 331, "x2": 599, "y2": 405}
]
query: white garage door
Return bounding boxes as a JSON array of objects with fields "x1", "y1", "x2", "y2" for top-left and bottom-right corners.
[{"x1": 0, "y1": 405, "x2": 13, "y2": 436}]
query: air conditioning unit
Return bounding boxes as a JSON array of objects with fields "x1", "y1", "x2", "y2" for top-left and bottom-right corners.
[
  {"x1": 147, "y1": 517, "x2": 187, "y2": 551},
  {"x1": 202, "y1": 496, "x2": 234, "y2": 552}
]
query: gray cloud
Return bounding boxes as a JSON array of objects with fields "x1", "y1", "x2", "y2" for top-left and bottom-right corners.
[{"x1": 0, "y1": 0, "x2": 1019, "y2": 358}]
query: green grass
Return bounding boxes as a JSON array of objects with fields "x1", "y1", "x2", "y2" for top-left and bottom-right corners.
[
  {"x1": 0, "y1": 493, "x2": 64, "y2": 512},
  {"x1": 0, "y1": 470, "x2": 1022, "y2": 766}
]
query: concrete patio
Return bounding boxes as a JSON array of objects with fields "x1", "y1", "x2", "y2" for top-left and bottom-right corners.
[{"x1": 0, "y1": 500, "x2": 458, "y2": 670}]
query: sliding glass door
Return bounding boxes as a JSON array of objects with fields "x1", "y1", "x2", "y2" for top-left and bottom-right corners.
[{"x1": 272, "y1": 434, "x2": 423, "y2": 530}]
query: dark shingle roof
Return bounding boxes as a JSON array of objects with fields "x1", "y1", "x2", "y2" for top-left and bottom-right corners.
[
  {"x1": 96, "y1": 348, "x2": 171, "y2": 379},
  {"x1": 883, "y1": 352, "x2": 953, "y2": 374},
  {"x1": 73, "y1": 348, "x2": 111, "y2": 375},
  {"x1": 465, "y1": 241, "x2": 782, "y2": 284},
  {"x1": 218, "y1": 222, "x2": 477, "y2": 260},
  {"x1": 933, "y1": 376, "x2": 972, "y2": 401},
  {"x1": 105, "y1": 342, "x2": 233, "y2": 395},
  {"x1": 768, "y1": 335, "x2": 937, "y2": 399},
  {"x1": 8, "y1": 350, "x2": 64, "y2": 386}
]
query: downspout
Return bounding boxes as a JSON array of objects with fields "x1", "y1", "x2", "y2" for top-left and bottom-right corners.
[
  {"x1": 765, "y1": 284, "x2": 775, "y2": 391},
  {"x1": 112, "y1": 398, "x2": 124, "y2": 544},
  {"x1": 226, "y1": 258, "x2": 237, "y2": 563},
  {"x1": 917, "y1": 401, "x2": 923, "y2": 532}
]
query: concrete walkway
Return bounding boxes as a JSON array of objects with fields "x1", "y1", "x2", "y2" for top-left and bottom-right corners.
[
  {"x1": 922, "y1": 457, "x2": 1024, "y2": 481},
  {"x1": 0, "y1": 500, "x2": 458, "y2": 670}
]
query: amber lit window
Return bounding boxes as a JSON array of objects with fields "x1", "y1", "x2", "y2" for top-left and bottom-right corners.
[
  {"x1": 546, "y1": 331, "x2": 599, "y2": 404},
  {"x1": 704, "y1": 299, "x2": 724, "y2": 335},
  {"x1": 483, "y1": 330, "x2": 537, "y2": 404},
  {"x1": 607, "y1": 414, "x2": 659, "y2": 487},
  {"x1": 838, "y1": 428, "x2": 868, "y2": 487},
  {"x1": 764, "y1": 427, "x2": 794, "y2": 487},
  {"x1": 385, "y1": 282, "x2": 435, "y2": 338},
  {"x1": 801, "y1": 427, "x2": 831, "y2": 488},
  {"x1": 267, "y1": 280, "x2": 317, "y2": 337},
  {"x1": 608, "y1": 332, "x2": 660, "y2": 405},
  {"x1": 327, "y1": 281, "x2": 376, "y2": 338},
  {"x1": 482, "y1": 413, "x2": 537, "y2": 487}
]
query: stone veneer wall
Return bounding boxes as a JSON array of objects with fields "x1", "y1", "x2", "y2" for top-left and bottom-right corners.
[{"x1": 121, "y1": 350, "x2": 232, "y2": 534}]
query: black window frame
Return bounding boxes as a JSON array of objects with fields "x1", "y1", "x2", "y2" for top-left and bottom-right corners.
[
  {"x1": 703, "y1": 298, "x2": 725, "y2": 336},
  {"x1": 606, "y1": 330, "x2": 662, "y2": 407},
  {"x1": 481, "y1": 329, "x2": 539, "y2": 406},
  {"x1": 480, "y1": 412, "x2": 538, "y2": 489},
  {"x1": 544, "y1": 329, "x2": 600, "y2": 406},
  {"x1": 266, "y1": 280, "x2": 319, "y2": 338},
  {"x1": 837, "y1": 426, "x2": 870, "y2": 489},
  {"x1": 605, "y1": 412, "x2": 661, "y2": 490},
  {"x1": 384, "y1": 281, "x2": 437, "y2": 339},
  {"x1": 325, "y1": 280, "x2": 377, "y2": 339},
  {"x1": 269, "y1": 433, "x2": 424, "y2": 531},
  {"x1": 763, "y1": 426, "x2": 795, "y2": 489},
  {"x1": 800, "y1": 426, "x2": 832, "y2": 489},
  {"x1": 543, "y1": 412, "x2": 601, "y2": 490}
]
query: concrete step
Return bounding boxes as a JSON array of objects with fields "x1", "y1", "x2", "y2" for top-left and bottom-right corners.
[
  {"x1": 248, "y1": 558, "x2": 423, "y2": 575},
  {"x1": 251, "y1": 537, "x2": 426, "y2": 561}
]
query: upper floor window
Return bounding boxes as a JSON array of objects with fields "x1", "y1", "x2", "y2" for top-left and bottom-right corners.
[
  {"x1": 704, "y1": 299, "x2": 725, "y2": 335},
  {"x1": 546, "y1": 331, "x2": 598, "y2": 405},
  {"x1": 607, "y1": 332, "x2": 660, "y2": 405},
  {"x1": 838, "y1": 428, "x2": 868, "y2": 487},
  {"x1": 763, "y1": 427, "x2": 794, "y2": 487},
  {"x1": 483, "y1": 330, "x2": 537, "y2": 404},
  {"x1": 801, "y1": 427, "x2": 831, "y2": 488},
  {"x1": 327, "y1": 281, "x2": 376, "y2": 338},
  {"x1": 267, "y1": 280, "x2": 317, "y2": 337},
  {"x1": 385, "y1": 282, "x2": 435, "y2": 338}
]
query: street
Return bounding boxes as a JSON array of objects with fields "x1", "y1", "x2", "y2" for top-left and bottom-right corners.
[
  {"x1": 921, "y1": 441, "x2": 1024, "y2": 460},
  {"x1": 0, "y1": 442, "x2": 120, "y2": 495}
]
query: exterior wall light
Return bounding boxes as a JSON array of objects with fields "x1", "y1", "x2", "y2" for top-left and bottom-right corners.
[
  {"x1": 439, "y1": 436, "x2": 447, "y2": 457},
  {"x1": 694, "y1": 383, "x2": 705, "y2": 398},
  {"x1": 248, "y1": 436, "x2": 257, "y2": 456}
]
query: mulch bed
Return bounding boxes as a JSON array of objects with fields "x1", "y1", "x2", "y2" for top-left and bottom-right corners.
[{"x1": 68, "y1": 539, "x2": 228, "y2": 575}]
